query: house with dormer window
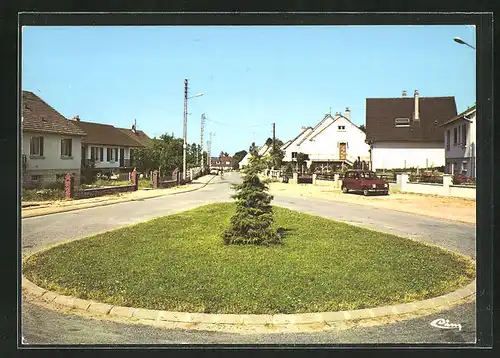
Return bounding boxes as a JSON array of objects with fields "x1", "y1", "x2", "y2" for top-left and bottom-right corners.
[{"x1": 365, "y1": 90, "x2": 457, "y2": 171}]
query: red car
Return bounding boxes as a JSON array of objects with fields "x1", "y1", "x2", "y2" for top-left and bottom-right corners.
[{"x1": 341, "y1": 169, "x2": 389, "y2": 196}]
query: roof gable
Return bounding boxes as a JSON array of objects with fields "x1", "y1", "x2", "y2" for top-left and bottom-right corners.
[
  {"x1": 22, "y1": 91, "x2": 87, "y2": 136},
  {"x1": 440, "y1": 106, "x2": 476, "y2": 127},
  {"x1": 117, "y1": 127, "x2": 152, "y2": 146},
  {"x1": 365, "y1": 96, "x2": 457, "y2": 142}
]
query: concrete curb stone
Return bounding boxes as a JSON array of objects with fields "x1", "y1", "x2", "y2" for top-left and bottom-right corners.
[{"x1": 22, "y1": 275, "x2": 476, "y2": 333}]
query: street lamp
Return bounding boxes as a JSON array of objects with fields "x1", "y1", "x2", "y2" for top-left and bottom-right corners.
[
  {"x1": 183, "y1": 79, "x2": 203, "y2": 181},
  {"x1": 453, "y1": 37, "x2": 476, "y2": 50}
]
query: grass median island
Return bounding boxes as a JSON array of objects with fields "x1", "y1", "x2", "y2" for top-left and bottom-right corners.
[{"x1": 23, "y1": 202, "x2": 475, "y2": 314}]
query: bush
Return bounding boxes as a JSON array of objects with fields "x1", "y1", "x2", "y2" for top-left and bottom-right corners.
[
  {"x1": 43, "y1": 181, "x2": 65, "y2": 190},
  {"x1": 223, "y1": 152, "x2": 282, "y2": 246},
  {"x1": 22, "y1": 188, "x2": 65, "y2": 201},
  {"x1": 453, "y1": 175, "x2": 476, "y2": 186}
]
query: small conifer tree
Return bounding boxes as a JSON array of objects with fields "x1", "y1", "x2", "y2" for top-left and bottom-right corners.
[{"x1": 223, "y1": 146, "x2": 282, "y2": 246}]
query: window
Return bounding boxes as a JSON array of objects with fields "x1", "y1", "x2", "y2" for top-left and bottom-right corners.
[
  {"x1": 30, "y1": 136, "x2": 44, "y2": 157},
  {"x1": 292, "y1": 152, "x2": 297, "y2": 159},
  {"x1": 91, "y1": 147, "x2": 104, "y2": 162},
  {"x1": 338, "y1": 125, "x2": 346, "y2": 131},
  {"x1": 394, "y1": 118, "x2": 410, "y2": 127},
  {"x1": 446, "y1": 130, "x2": 450, "y2": 150},
  {"x1": 462, "y1": 124, "x2": 467, "y2": 146},
  {"x1": 453, "y1": 127, "x2": 458, "y2": 145},
  {"x1": 31, "y1": 175, "x2": 41, "y2": 181},
  {"x1": 107, "y1": 148, "x2": 118, "y2": 162},
  {"x1": 61, "y1": 138, "x2": 72, "y2": 157}
]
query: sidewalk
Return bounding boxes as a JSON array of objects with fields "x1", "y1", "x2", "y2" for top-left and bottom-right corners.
[
  {"x1": 267, "y1": 182, "x2": 476, "y2": 225},
  {"x1": 22, "y1": 175, "x2": 217, "y2": 218}
]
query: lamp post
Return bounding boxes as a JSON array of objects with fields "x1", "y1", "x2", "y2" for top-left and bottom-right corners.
[
  {"x1": 453, "y1": 37, "x2": 475, "y2": 50},
  {"x1": 183, "y1": 78, "x2": 203, "y2": 181}
]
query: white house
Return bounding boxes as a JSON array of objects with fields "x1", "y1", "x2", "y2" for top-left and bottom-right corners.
[
  {"x1": 282, "y1": 108, "x2": 369, "y2": 172},
  {"x1": 72, "y1": 119, "x2": 148, "y2": 173},
  {"x1": 441, "y1": 106, "x2": 476, "y2": 177},
  {"x1": 297, "y1": 108, "x2": 370, "y2": 170},
  {"x1": 22, "y1": 91, "x2": 87, "y2": 188},
  {"x1": 282, "y1": 126, "x2": 314, "y2": 162},
  {"x1": 365, "y1": 90, "x2": 457, "y2": 171},
  {"x1": 238, "y1": 152, "x2": 251, "y2": 169}
]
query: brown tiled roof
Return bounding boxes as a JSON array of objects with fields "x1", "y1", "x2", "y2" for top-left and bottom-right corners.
[
  {"x1": 117, "y1": 128, "x2": 152, "y2": 147},
  {"x1": 73, "y1": 120, "x2": 144, "y2": 147},
  {"x1": 365, "y1": 96, "x2": 457, "y2": 142},
  {"x1": 21, "y1": 91, "x2": 87, "y2": 136}
]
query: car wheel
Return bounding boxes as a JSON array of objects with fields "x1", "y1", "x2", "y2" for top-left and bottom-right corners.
[
  {"x1": 363, "y1": 188, "x2": 369, "y2": 196},
  {"x1": 342, "y1": 186, "x2": 348, "y2": 194},
  {"x1": 384, "y1": 190, "x2": 389, "y2": 195}
]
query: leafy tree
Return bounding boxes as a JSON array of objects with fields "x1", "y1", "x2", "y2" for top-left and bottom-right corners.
[{"x1": 222, "y1": 150, "x2": 282, "y2": 246}]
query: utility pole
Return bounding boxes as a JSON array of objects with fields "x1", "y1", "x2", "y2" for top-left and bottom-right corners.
[
  {"x1": 183, "y1": 78, "x2": 188, "y2": 180},
  {"x1": 200, "y1": 113, "x2": 205, "y2": 170},
  {"x1": 272, "y1": 122, "x2": 276, "y2": 169},
  {"x1": 207, "y1": 132, "x2": 214, "y2": 169}
]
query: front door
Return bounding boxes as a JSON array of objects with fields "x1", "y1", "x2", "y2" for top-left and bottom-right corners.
[
  {"x1": 120, "y1": 148, "x2": 125, "y2": 167},
  {"x1": 339, "y1": 143, "x2": 347, "y2": 161}
]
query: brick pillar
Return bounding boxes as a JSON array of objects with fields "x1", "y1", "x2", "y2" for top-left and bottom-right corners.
[
  {"x1": 312, "y1": 173, "x2": 317, "y2": 185},
  {"x1": 131, "y1": 168, "x2": 138, "y2": 190},
  {"x1": 64, "y1": 173, "x2": 74, "y2": 200},
  {"x1": 292, "y1": 172, "x2": 298, "y2": 184},
  {"x1": 152, "y1": 170, "x2": 159, "y2": 189}
]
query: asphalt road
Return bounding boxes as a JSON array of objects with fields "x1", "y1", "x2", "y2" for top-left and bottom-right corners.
[{"x1": 21, "y1": 172, "x2": 477, "y2": 345}]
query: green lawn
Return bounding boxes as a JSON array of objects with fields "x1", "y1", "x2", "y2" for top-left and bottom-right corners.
[{"x1": 23, "y1": 203, "x2": 475, "y2": 314}]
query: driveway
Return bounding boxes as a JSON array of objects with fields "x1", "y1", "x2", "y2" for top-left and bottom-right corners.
[{"x1": 21, "y1": 172, "x2": 476, "y2": 344}]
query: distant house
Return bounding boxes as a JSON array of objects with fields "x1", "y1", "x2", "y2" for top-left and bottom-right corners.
[
  {"x1": 72, "y1": 119, "x2": 150, "y2": 174},
  {"x1": 21, "y1": 91, "x2": 87, "y2": 188},
  {"x1": 210, "y1": 156, "x2": 233, "y2": 170},
  {"x1": 238, "y1": 152, "x2": 252, "y2": 169},
  {"x1": 365, "y1": 90, "x2": 457, "y2": 171},
  {"x1": 282, "y1": 108, "x2": 369, "y2": 172},
  {"x1": 440, "y1": 105, "x2": 476, "y2": 177}
]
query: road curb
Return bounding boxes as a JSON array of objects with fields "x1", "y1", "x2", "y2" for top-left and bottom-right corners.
[
  {"x1": 22, "y1": 274, "x2": 476, "y2": 333},
  {"x1": 22, "y1": 175, "x2": 218, "y2": 219}
]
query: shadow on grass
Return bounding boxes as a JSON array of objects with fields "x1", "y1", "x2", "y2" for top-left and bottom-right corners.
[{"x1": 277, "y1": 227, "x2": 295, "y2": 239}]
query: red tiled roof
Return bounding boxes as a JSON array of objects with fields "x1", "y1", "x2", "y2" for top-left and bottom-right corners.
[
  {"x1": 365, "y1": 96, "x2": 457, "y2": 142},
  {"x1": 21, "y1": 91, "x2": 87, "y2": 136}
]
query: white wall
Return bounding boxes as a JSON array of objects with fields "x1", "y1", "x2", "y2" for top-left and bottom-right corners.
[
  {"x1": 283, "y1": 128, "x2": 313, "y2": 162},
  {"x1": 444, "y1": 112, "x2": 476, "y2": 176},
  {"x1": 372, "y1": 141, "x2": 444, "y2": 170},
  {"x1": 23, "y1": 131, "x2": 82, "y2": 171},
  {"x1": 84, "y1": 145, "x2": 132, "y2": 169},
  {"x1": 299, "y1": 117, "x2": 370, "y2": 162}
]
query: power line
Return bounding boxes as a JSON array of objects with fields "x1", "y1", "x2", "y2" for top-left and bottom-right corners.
[{"x1": 204, "y1": 117, "x2": 272, "y2": 128}]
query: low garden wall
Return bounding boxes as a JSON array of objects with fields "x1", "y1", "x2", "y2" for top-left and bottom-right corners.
[
  {"x1": 65, "y1": 169, "x2": 139, "y2": 200},
  {"x1": 74, "y1": 184, "x2": 136, "y2": 199},
  {"x1": 395, "y1": 174, "x2": 476, "y2": 200}
]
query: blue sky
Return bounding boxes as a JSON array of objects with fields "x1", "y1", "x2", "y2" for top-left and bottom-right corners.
[{"x1": 22, "y1": 25, "x2": 476, "y2": 155}]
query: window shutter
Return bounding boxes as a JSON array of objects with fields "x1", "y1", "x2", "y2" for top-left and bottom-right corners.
[
  {"x1": 107, "y1": 148, "x2": 111, "y2": 161},
  {"x1": 40, "y1": 137, "x2": 44, "y2": 156},
  {"x1": 100, "y1": 147, "x2": 104, "y2": 162},
  {"x1": 68, "y1": 139, "x2": 72, "y2": 156},
  {"x1": 30, "y1": 138, "x2": 34, "y2": 155}
]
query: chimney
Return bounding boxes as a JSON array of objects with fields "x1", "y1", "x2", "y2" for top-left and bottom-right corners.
[
  {"x1": 345, "y1": 107, "x2": 351, "y2": 121},
  {"x1": 402, "y1": 90, "x2": 407, "y2": 98},
  {"x1": 414, "y1": 90, "x2": 420, "y2": 122},
  {"x1": 73, "y1": 115, "x2": 80, "y2": 122},
  {"x1": 132, "y1": 119, "x2": 137, "y2": 133},
  {"x1": 301, "y1": 126, "x2": 307, "y2": 132}
]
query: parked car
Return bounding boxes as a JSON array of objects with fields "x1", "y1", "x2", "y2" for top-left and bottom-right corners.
[
  {"x1": 341, "y1": 169, "x2": 389, "y2": 196},
  {"x1": 210, "y1": 168, "x2": 219, "y2": 175}
]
